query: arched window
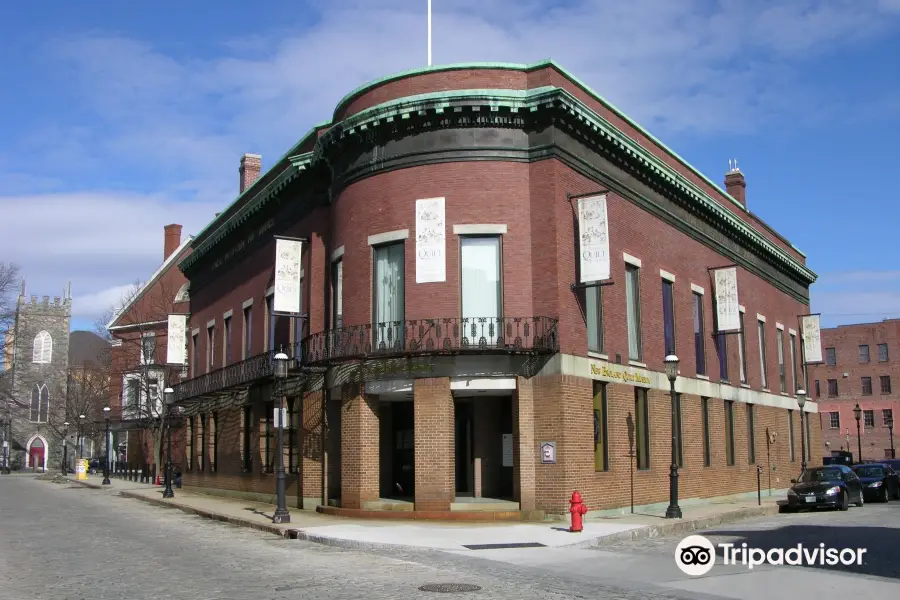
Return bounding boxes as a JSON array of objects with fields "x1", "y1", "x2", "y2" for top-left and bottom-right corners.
[
  {"x1": 30, "y1": 384, "x2": 49, "y2": 422},
  {"x1": 32, "y1": 331, "x2": 52, "y2": 363}
]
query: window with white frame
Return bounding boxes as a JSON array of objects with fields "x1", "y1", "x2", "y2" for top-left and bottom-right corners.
[
  {"x1": 265, "y1": 294, "x2": 276, "y2": 352},
  {"x1": 242, "y1": 306, "x2": 252, "y2": 358},
  {"x1": 191, "y1": 333, "x2": 199, "y2": 376},
  {"x1": 662, "y1": 278, "x2": 676, "y2": 356},
  {"x1": 878, "y1": 343, "x2": 889, "y2": 362},
  {"x1": 29, "y1": 384, "x2": 49, "y2": 422},
  {"x1": 224, "y1": 316, "x2": 233, "y2": 365},
  {"x1": 373, "y1": 241, "x2": 405, "y2": 349},
  {"x1": 864, "y1": 410, "x2": 875, "y2": 428},
  {"x1": 738, "y1": 311, "x2": 747, "y2": 383},
  {"x1": 829, "y1": 411, "x2": 840, "y2": 429},
  {"x1": 332, "y1": 259, "x2": 343, "y2": 329},
  {"x1": 32, "y1": 330, "x2": 52, "y2": 363},
  {"x1": 461, "y1": 236, "x2": 502, "y2": 346},
  {"x1": 625, "y1": 264, "x2": 642, "y2": 361},
  {"x1": 140, "y1": 335, "x2": 156, "y2": 365},
  {"x1": 586, "y1": 284, "x2": 604, "y2": 355},
  {"x1": 758, "y1": 319, "x2": 768, "y2": 388},
  {"x1": 777, "y1": 328, "x2": 785, "y2": 393},
  {"x1": 206, "y1": 324, "x2": 215, "y2": 370},
  {"x1": 789, "y1": 332, "x2": 798, "y2": 392}
]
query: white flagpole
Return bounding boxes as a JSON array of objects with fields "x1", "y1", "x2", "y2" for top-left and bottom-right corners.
[{"x1": 427, "y1": 0, "x2": 432, "y2": 66}]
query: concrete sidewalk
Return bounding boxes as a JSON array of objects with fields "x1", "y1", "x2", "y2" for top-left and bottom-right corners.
[{"x1": 65, "y1": 474, "x2": 787, "y2": 552}]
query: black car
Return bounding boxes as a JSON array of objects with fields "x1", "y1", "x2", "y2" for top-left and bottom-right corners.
[
  {"x1": 786, "y1": 465, "x2": 865, "y2": 511},
  {"x1": 883, "y1": 458, "x2": 900, "y2": 473},
  {"x1": 852, "y1": 463, "x2": 900, "y2": 502}
]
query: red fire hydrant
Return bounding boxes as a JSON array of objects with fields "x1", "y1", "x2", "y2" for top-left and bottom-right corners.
[{"x1": 569, "y1": 490, "x2": 587, "y2": 533}]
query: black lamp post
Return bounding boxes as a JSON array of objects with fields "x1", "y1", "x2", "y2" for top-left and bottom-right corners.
[
  {"x1": 1, "y1": 417, "x2": 8, "y2": 474},
  {"x1": 272, "y1": 352, "x2": 290, "y2": 524},
  {"x1": 664, "y1": 354, "x2": 682, "y2": 519},
  {"x1": 62, "y1": 421, "x2": 70, "y2": 475},
  {"x1": 853, "y1": 403, "x2": 862, "y2": 462},
  {"x1": 887, "y1": 415, "x2": 895, "y2": 459},
  {"x1": 163, "y1": 387, "x2": 175, "y2": 499},
  {"x1": 78, "y1": 414, "x2": 86, "y2": 460},
  {"x1": 102, "y1": 407, "x2": 111, "y2": 485},
  {"x1": 796, "y1": 390, "x2": 807, "y2": 472}
]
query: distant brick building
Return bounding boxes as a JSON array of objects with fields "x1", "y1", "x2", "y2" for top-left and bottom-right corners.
[
  {"x1": 171, "y1": 60, "x2": 818, "y2": 518},
  {"x1": 809, "y1": 319, "x2": 900, "y2": 461}
]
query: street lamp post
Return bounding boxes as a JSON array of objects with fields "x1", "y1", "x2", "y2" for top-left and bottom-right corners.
[
  {"x1": 62, "y1": 421, "x2": 70, "y2": 475},
  {"x1": 664, "y1": 354, "x2": 682, "y2": 519},
  {"x1": 272, "y1": 352, "x2": 290, "y2": 524},
  {"x1": 163, "y1": 388, "x2": 175, "y2": 499},
  {"x1": 853, "y1": 403, "x2": 862, "y2": 463},
  {"x1": 102, "y1": 407, "x2": 111, "y2": 485},
  {"x1": 887, "y1": 415, "x2": 895, "y2": 459},
  {"x1": 0, "y1": 417, "x2": 8, "y2": 474},
  {"x1": 796, "y1": 390, "x2": 807, "y2": 472},
  {"x1": 77, "y1": 414, "x2": 86, "y2": 460}
]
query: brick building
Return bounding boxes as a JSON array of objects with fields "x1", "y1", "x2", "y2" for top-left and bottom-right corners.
[
  {"x1": 809, "y1": 319, "x2": 900, "y2": 461},
  {"x1": 106, "y1": 224, "x2": 190, "y2": 477},
  {"x1": 171, "y1": 60, "x2": 819, "y2": 519}
]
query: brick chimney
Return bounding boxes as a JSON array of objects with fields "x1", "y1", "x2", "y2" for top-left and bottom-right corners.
[
  {"x1": 725, "y1": 159, "x2": 746, "y2": 208},
  {"x1": 239, "y1": 153, "x2": 262, "y2": 193},
  {"x1": 164, "y1": 224, "x2": 183, "y2": 260}
]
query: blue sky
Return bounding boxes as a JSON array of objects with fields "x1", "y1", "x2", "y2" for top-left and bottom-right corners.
[{"x1": 1, "y1": 0, "x2": 899, "y2": 333}]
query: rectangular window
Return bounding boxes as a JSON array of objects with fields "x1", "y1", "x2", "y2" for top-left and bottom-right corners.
[
  {"x1": 859, "y1": 345, "x2": 870, "y2": 364},
  {"x1": 825, "y1": 347, "x2": 836, "y2": 366},
  {"x1": 701, "y1": 397, "x2": 711, "y2": 467},
  {"x1": 191, "y1": 333, "x2": 198, "y2": 377},
  {"x1": 864, "y1": 410, "x2": 875, "y2": 428},
  {"x1": 242, "y1": 406, "x2": 252, "y2": 472},
  {"x1": 747, "y1": 404, "x2": 756, "y2": 464},
  {"x1": 293, "y1": 275, "x2": 305, "y2": 353},
  {"x1": 693, "y1": 293, "x2": 706, "y2": 375},
  {"x1": 878, "y1": 343, "x2": 889, "y2": 362},
  {"x1": 125, "y1": 379, "x2": 140, "y2": 414},
  {"x1": 662, "y1": 279, "x2": 676, "y2": 356},
  {"x1": 758, "y1": 320, "x2": 768, "y2": 388},
  {"x1": 881, "y1": 375, "x2": 892, "y2": 394},
  {"x1": 210, "y1": 412, "x2": 218, "y2": 473},
  {"x1": 884, "y1": 409, "x2": 894, "y2": 426},
  {"x1": 829, "y1": 411, "x2": 840, "y2": 429},
  {"x1": 224, "y1": 316, "x2": 233, "y2": 365},
  {"x1": 717, "y1": 333, "x2": 729, "y2": 381},
  {"x1": 198, "y1": 414, "x2": 206, "y2": 472},
  {"x1": 673, "y1": 392, "x2": 683, "y2": 468},
  {"x1": 266, "y1": 295, "x2": 276, "y2": 352},
  {"x1": 373, "y1": 242, "x2": 406, "y2": 348},
  {"x1": 828, "y1": 378, "x2": 838, "y2": 396},
  {"x1": 261, "y1": 401, "x2": 274, "y2": 472},
  {"x1": 724, "y1": 400, "x2": 735, "y2": 466},
  {"x1": 585, "y1": 284, "x2": 604, "y2": 354},
  {"x1": 789, "y1": 333, "x2": 799, "y2": 392},
  {"x1": 635, "y1": 388, "x2": 650, "y2": 470},
  {"x1": 815, "y1": 379, "x2": 820, "y2": 398},
  {"x1": 206, "y1": 325, "x2": 215, "y2": 370},
  {"x1": 777, "y1": 329, "x2": 785, "y2": 393},
  {"x1": 332, "y1": 259, "x2": 343, "y2": 329},
  {"x1": 593, "y1": 382, "x2": 608, "y2": 471},
  {"x1": 140, "y1": 336, "x2": 156, "y2": 365},
  {"x1": 460, "y1": 236, "x2": 502, "y2": 346},
  {"x1": 243, "y1": 306, "x2": 252, "y2": 358},
  {"x1": 862, "y1": 376, "x2": 872, "y2": 395},
  {"x1": 738, "y1": 312, "x2": 748, "y2": 383},
  {"x1": 788, "y1": 411, "x2": 795, "y2": 462},
  {"x1": 625, "y1": 264, "x2": 642, "y2": 361}
]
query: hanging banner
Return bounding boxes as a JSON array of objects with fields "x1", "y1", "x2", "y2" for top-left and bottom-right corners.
[
  {"x1": 166, "y1": 314, "x2": 187, "y2": 365},
  {"x1": 801, "y1": 314, "x2": 823, "y2": 364},
  {"x1": 713, "y1": 267, "x2": 740, "y2": 332},
  {"x1": 415, "y1": 197, "x2": 446, "y2": 283},
  {"x1": 273, "y1": 237, "x2": 304, "y2": 314},
  {"x1": 578, "y1": 194, "x2": 610, "y2": 282}
]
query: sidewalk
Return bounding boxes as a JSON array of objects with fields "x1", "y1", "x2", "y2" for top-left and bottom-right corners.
[{"x1": 66, "y1": 474, "x2": 785, "y2": 552}]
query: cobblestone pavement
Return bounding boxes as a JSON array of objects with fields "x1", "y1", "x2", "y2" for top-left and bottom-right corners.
[{"x1": 0, "y1": 476, "x2": 700, "y2": 600}]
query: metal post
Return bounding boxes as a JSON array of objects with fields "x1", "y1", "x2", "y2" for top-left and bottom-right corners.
[
  {"x1": 102, "y1": 408, "x2": 111, "y2": 485},
  {"x1": 272, "y1": 353, "x2": 290, "y2": 524},
  {"x1": 163, "y1": 388, "x2": 175, "y2": 499},
  {"x1": 799, "y1": 410, "x2": 807, "y2": 473},
  {"x1": 855, "y1": 404, "x2": 863, "y2": 463},
  {"x1": 756, "y1": 464, "x2": 762, "y2": 505},
  {"x1": 664, "y1": 355, "x2": 681, "y2": 519}
]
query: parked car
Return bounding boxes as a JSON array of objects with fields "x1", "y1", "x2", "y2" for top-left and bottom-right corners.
[
  {"x1": 786, "y1": 465, "x2": 865, "y2": 511},
  {"x1": 852, "y1": 463, "x2": 900, "y2": 502},
  {"x1": 882, "y1": 458, "x2": 900, "y2": 472}
]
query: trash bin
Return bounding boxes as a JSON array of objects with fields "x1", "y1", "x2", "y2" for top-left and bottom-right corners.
[{"x1": 75, "y1": 459, "x2": 87, "y2": 481}]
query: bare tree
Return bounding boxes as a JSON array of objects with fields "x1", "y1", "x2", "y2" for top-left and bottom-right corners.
[{"x1": 0, "y1": 262, "x2": 20, "y2": 367}]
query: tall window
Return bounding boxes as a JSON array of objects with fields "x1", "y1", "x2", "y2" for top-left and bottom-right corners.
[
  {"x1": 242, "y1": 406, "x2": 252, "y2": 472},
  {"x1": 878, "y1": 343, "x2": 889, "y2": 362},
  {"x1": 758, "y1": 320, "x2": 768, "y2": 388},
  {"x1": 460, "y1": 236, "x2": 502, "y2": 345},
  {"x1": 724, "y1": 400, "x2": 735, "y2": 466},
  {"x1": 224, "y1": 316, "x2": 233, "y2": 365},
  {"x1": 198, "y1": 414, "x2": 206, "y2": 472},
  {"x1": 593, "y1": 382, "x2": 608, "y2": 471},
  {"x1": 140, "y1": 335, "x2": 156, "y2": 366},
  {"x1": 859, "y1": 345, "x2": 870, "y2": 364},
  {"x1": 788, "y1": 411, "x2": 795, "y2": 462},
  {"x1": 789, "y1": 333, "x2": 798, "y2": 392},
  {"x1": 634, "y1": 388, "x2": 650, "y2": 469},
  {"x1": 828, "y1": 379, "x2": 838, "y2": 396},
  {"x1": 206, "y1": 324, "x2": 215, "y2": 370},
  {"x1": 673, "y1": 392, "x2": 683, "y2": 467},
  {"x1": 884, "y1": 409, "x2": 894, "y2": 426},
  {"x1": 862, "y1": 377, "x2": 872, "y2": 395},
  {"x1": 191, "y1": 333, "x2": 199, "y2": 376},
  {"x1": 586, "y1": 285, "x2": 604, "y2": 354},
  {"x1": 30, "y1": 384, "x2": 49, "y2": 422},
  {"x1": 825, "y1": 347, "x2": 836, "y2": 366},
  {"x1": 293, "y1": 276, "x2": 305, "y2": 353},
  {"x1": 373, "y1": 242, "x2": 406, "y2": 349},
  {"x1": 243, "y1": 306, "x2": 252, "y2": 358},
  {"x1": 332, "y1": 259, "x2": 343, "y2": 329},
  {"x1": 701, "y1": 397, "x2": 711, "y2": 466},
  {"x1": 777, "y1": 329, "x2": 785, "y2": 393},
  {"x1": 32, "y1": 330, "x2": 52, "y2": 363},
  {"x1": 717, "y1": 333, "x2": 729, "y2": 381},
  {"x1": 864, "y1": 410, "x2": 875, "y2": 428},
  {"x1": 747, "y1": 404, "x2": 756, "y2": 464},
  {"x1": 829, "y1": 412, "x2": 840, "y2": 429},
  {"x1": 210, "y1": 413, "x2": 218, "y2": 472},
  {"x1": 692, "y1": 293, "x2": 706, "y2": 375},
  {"x1": 662, "y1": 279, "x2": 676, "y2": 356},
  {"x1": 266, "y1": 295, "x2": 276, "y2": 352},
  {"x1": 125, "y1": 379, "x2": 140, "y2": 415},
  {"x1": 738, "y1": 312, "x2": 748, "y2": 383},
  {"x1": 881, "y1": 376, "x2": 892, "y2": 394},
  {"x1": 625, "y1": 264, "x2": 642, "y2": 361}
]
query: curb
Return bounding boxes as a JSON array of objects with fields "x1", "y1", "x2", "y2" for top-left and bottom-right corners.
[{"x1": 573, "y1": 503, "x2": 783, "y2": 549}]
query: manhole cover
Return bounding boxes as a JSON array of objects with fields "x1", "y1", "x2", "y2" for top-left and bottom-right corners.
[{"x1": 418, "y1": 583, "x2": 482, "y2": 593}]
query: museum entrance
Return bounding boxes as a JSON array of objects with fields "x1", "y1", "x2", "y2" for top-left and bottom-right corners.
[{"x1": 454, "y1": 395, "x2": 514, "y2": 500}]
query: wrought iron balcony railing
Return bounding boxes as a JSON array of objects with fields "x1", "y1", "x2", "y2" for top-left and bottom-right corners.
[
  {"x1": 172, "y1": 345, "x2": 299, "y2": 403},
  {"x1": 302, "y1": 316, "x2": 559, "y2": 365}
]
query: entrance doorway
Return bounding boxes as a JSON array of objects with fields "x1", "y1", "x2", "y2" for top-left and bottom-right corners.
[
  {"x1": 391, "y1": 401, "x2": 414, "y2": 498},
  {"x1": 29, "y1": 438, "x2": 45, "y2": 471},
  {"x1": 455, "y1": 399, "x2": 474, "y2": 495},
  {"x1": 454, "y1": 395, "x2": 514, "y2": 500}
]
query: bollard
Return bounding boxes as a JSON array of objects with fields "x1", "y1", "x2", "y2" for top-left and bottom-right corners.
[{"x1": 756, "y1": 464, "x2": 762, "y2": 506}]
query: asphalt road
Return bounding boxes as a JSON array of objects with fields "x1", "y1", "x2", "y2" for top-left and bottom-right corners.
[{"x1": 0, "y1": 475, "x2": 684, "y2": 600}]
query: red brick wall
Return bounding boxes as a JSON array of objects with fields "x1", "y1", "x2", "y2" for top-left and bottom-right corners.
[
  {"x1": 339, "y1": 384, "x2": 379, "y2": 508},
  {"x1": 413, "y1": 378, "x2": 455, "y2": 511}
]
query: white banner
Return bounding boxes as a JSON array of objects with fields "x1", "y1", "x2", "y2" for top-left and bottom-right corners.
[
  {"x1": 714, "y1": 267, "x2": 740, "y2": 332},
  {"x1": 415, "y1": 197, "x2": 446, "y2": 283},
  {"x1": 166, "y1": 314, "x2": 187, "y2": 365},
  {"x1": 801, "y1": 314, "x2": 823, "y2": 364},
  {"x1": 273, "y1": 238, "x2": 303, "y2": 314},
  {"x1": 578, "y1": 195, "x2": 610, "y2": 282}
]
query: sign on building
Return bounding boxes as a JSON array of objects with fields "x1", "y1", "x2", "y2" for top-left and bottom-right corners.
[
  {"x1": 273, "y1": 237, "x2": 304, "y2": 314},
  {"x1": 166, "y1": 314, "x2": 187, "y2": 365},
  {"x1": 578, "y1": 194, "x2": 610, "y2": 282},
  {"x1": 713, "y1": 267, "x2": 740, "y2": 332},
  {"x1": 415, "y1": 197, "x2": 446, "y2": 283},
  {"x1": 801, "y1": 314, "x2": 823, "y2": 364}
]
